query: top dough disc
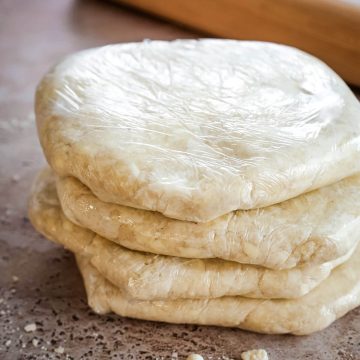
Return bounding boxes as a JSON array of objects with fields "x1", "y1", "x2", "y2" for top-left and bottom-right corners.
[{"x1": 36, "y1": 40, "x2": 360, "y2": 222}]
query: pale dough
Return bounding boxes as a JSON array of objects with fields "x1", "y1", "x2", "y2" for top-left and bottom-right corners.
[
  {"x1": 28, "y1": 168, "x2": 352, "y2": 300},
  {"x1": 57, "y1": 174, "x2": 360, "y2": 270},
  {"x1": 75, "y1": 240, "x2": 360, "y2": 336},
  {"x1": 241, "y1": 349, "x2": 269, "y2": 360},
  {"x1": 35, "y1": 40, "x2": 360, "y2": 222}
]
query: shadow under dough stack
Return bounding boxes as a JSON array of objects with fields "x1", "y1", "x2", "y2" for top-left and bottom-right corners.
[{"x1": 29, "y1": 39, "x2": 360, "y2": 335}]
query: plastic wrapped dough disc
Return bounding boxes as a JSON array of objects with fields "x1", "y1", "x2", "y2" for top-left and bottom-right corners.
[
  {"x1": 57, "y1": 173, "x2": 360, "y2": 270},
  {"x1": 36, "y1": 40, "x2": 360, "y2": 222}
]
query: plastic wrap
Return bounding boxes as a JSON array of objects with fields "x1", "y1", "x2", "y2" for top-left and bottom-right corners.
[
  {"x1": 76, "y1": 242, "x2": 360, "y2": 335},
  {"x1": 57, "y1": 173, "x2": 360, "y2": 270},
  {"x1": 35, "y1": 39, "x2": 360, "y2": 222},
  {"x1": 28, "y1": 168, "x2": 353, "y2": 301}
]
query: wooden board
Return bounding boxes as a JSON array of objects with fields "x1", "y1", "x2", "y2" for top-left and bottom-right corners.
[{"x1": 116, "y1": 0, "x2": 360, "y2": 86}]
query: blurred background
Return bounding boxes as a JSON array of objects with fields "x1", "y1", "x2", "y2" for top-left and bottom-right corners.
[{"x1": 0, "y1": 1, "x2": 359, "y2": 358}]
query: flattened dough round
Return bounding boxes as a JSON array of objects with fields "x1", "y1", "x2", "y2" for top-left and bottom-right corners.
[
  {"x1": 35, "y1": 40, "x2": 360, "y2": 222},
  {"x1": 57, "y1": 173, "x2": 360, "y2": 270},
  {"x1": 76, "y1": 244, "x2": 360, "y2": 335},
  {"x1": 28, "y1": 168, "x2": 350, "y2": 300}
]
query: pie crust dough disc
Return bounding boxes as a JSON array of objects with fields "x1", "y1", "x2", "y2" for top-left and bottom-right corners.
[
  {"x1": 76, "y1": 248, "x2": 360, "y2": 335},
  {"x1": 57, "y1": 173, "x2": 360, "y2": 270},
  {"x1": 36, "y1": 40, "x2": 360, "y2": 222}
]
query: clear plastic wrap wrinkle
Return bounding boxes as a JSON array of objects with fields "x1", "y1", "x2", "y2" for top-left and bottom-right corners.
[{"x1": 35, "y1": 39, "x2": 360, "y2": 222}]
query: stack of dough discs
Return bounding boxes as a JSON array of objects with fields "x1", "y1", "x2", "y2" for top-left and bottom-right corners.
[{"x1": 30, "y1": 39, "x2": 360, "y2": 335}]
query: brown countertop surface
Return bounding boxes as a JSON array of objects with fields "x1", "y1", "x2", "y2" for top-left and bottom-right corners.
[{"x1": 0, "y1": 1, "x2": 359, "y2": 359}]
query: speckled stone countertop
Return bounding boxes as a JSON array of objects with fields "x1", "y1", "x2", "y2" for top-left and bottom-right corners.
[{"x1": 0, "y1": 1, "x2": 359, "y2": 359}]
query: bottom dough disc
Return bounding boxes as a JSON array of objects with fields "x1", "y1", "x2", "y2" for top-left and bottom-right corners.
[
  {"x1": 76, "y1": 245, "x2": 360, "y2": 335},
  {"x1": 28, "y1": 168, "x2": 352, "y2": 301}
]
